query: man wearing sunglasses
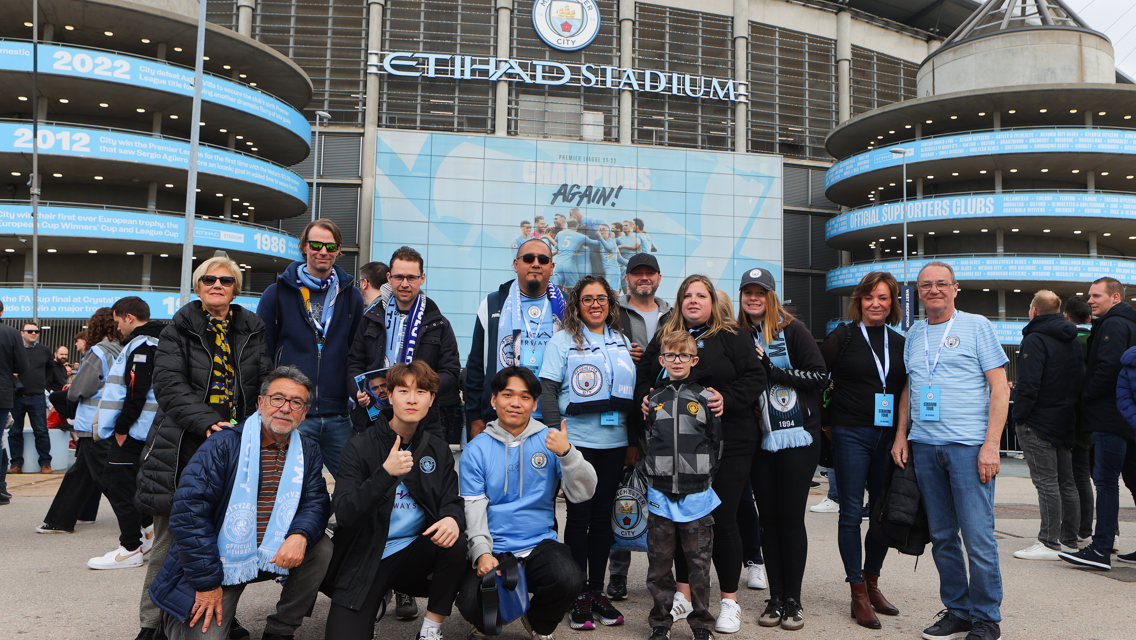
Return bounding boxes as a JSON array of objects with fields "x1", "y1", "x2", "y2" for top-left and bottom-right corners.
[
  {"x1": 258, "y1": 219, "x2": 363, "y2": 478},
  {"x1": 466, "y1": 239, "x2": 566, "y2": 438},
  {"x1": 8, "y1": 322, "x2": 54, "y2": 474}
]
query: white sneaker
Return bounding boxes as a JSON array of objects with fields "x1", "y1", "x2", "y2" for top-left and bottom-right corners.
[
  {"x1": 810, "y1": 497, "x2": 839, "y2": 513},
  {"x1": 140, "y1": 524, "x2": 155, "y2": 555},
  {"x1": 1013, "y1": 541, "x2": 1061, "y2": 560},
  {"x1": 670, "y1": 592, "x2": 693, "y2": 621},
  {"x1": 419, "y1": 627, "x2": 443, "y2": 640},
  {"x1": 746, "y1": 561, "x2": 768, "y2": 589},
  {"x1": 87, "y1": 545, "x2": 145, "y2": 570},
  {"x1": 714, "y1": 598, "x2": 741, "y2": 634}
]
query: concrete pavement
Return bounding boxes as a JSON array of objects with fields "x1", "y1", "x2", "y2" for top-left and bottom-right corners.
[{"x1": 1, "y1": 461, "x2": 1133, "y2": 640}]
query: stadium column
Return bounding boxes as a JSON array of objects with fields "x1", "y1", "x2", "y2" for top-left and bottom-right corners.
[
  {"x1": 142, "y1": 254, "x2": 153, "y2": 288},
  {"x1": 619, "y1": 0, "x2": 634, "y2": 145},
  {"x1": 359, "y1": 0, "x2": 386, "y2": 266},
  {"x1": 237, "y1": 0, "x2": 256, "y2": 36},
  {"x1": 837, "y1": 11, "x2": 851, "y2": 124},
  {"x1": 494, "y1": 1, "x2": 513, "y2": 136},
  {"x1": 150, "y1": 112, "x2": 161, "y2": 213},
  {"x1": 733, "y1": 0, "x2": 748, "y2": 153}
]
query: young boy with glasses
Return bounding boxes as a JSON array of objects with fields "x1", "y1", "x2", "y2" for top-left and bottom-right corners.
[{"x1": 641, "y1": 331, "x2": 723, "y2": 640}]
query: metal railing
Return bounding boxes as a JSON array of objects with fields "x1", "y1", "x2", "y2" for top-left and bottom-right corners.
[
  {"x1": 835, "y1": 187, "x2": 1136, "y2": 211},
  {"x1": 844, "y1": 252, "x2": 1136, "y2": 267}
]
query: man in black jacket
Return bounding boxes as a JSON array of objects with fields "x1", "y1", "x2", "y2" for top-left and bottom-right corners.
[
  {"x1": 1011, "y1": 290, "x2": 1083, "y2": 561},
  {"x1": 0, "y1": 301, "x2": 29, "y2": 501},
  {"x1": 346, "y1": 246, "x2": 460, "y2": 442},
  {"x1": 1061, "y1": 277, "x2": 1136, "y2": 570},
  {"x1": 8, "y1": 321, "x2": 53, "y2": 474}
]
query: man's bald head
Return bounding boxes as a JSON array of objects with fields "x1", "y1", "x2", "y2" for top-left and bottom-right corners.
[{"x1": 1030, "y1": 290, "x2": 1061, "y2": 316}]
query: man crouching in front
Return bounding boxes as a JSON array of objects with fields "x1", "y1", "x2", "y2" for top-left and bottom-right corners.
[{"x1": 149, "y1": 365, "x2": 332, "y2": 640}]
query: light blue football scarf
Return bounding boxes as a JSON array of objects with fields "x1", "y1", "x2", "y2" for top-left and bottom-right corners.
[
  {"x1": 755, "y1": 325, "x2": 812, "y2": 452},
  {"x1": 216, "y1": 414, "x2": 305, "y2": 585},
  {"x1": 564, "y1": 325, "x2": 636, "y2": 416},
  {"x1": 296, "y1": 265, "x2": 339, "y2": 338}
]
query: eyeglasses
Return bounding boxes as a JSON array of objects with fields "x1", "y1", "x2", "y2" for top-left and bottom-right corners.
[
  {"x1": 266, "y1": 394, "x2": 308, "y2": 412},
  {"x1": 22, "y1": 329, "x2": 39, "y2": 334},
  {"x1": 520, "y1": 253, "x2": 551, "y2": 265},
  {"x1": 199, "y1": 275, "x2": 236, "y2": 287},
  {"x1": 662, "y1": 352, "x2": 695, "y2": 363},
  {"x1": 307, "y1": 241, "x2": 340, "y2": 253},
  {"x1": 389, "y1": 274, "x2": 422, "y2": 283},
  {"x1": 918, "y1": 280, "x2": 956, "y2": 291},
  {"x1": 580, "y1": 295, "x2": 609, "y2": 306}
]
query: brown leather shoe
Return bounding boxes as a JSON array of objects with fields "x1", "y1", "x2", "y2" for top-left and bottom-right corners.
[
  {"x1": 863, "y1": 572, "x2": 899, "y2": 616},
  {"x1": 8, "y1": 465, "x2": 21, "y2": 474},
  {"x1": 850, "y1": 582, "x2": 881, "y2": 629},
  {"x1": 40, "y1": 465, "x2": 52, "y2": 474}
]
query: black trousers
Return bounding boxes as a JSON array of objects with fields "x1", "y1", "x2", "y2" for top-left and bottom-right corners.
[
  {"x1": 325, "y1": 534, "x2": 468, "y2": 640},
  {"x1": 738, "y1": 478, "x2": 764, "y2": 564},
  {"x1": 456, "y1": 539, "x2": 584, "y2": 636},
  {"x1": 565, "y1": 446, "x2": 624, "y2": 592},
  {"x1": 675, "y1": 454, "x2": 752, "y2": 593},
  {"x1": 752, "y1": 434, "x2": 821, "y2": 603},
  {"x1": 105, "y1": 436, "x2": 153, "y2": 551},
  {"x1": 1072, "y1": 441, "x2": 1095, "y2": 540},
  {"x1": 44, "y1": 437, "x2": 109, "y2": 531}
]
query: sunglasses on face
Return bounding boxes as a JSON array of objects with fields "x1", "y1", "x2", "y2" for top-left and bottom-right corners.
[
  {"x1": 520, "y1": 253, "x2": 551, "y2": 265},
  {"x1": 199, "y1": 275, "x2": 236, "y2": 287},
  {"x1": 23, "y1": 329, "x2": 39, "y2": 334},
  {"x1": 307, "y1": 241, "x2": 340, "y2": 253}
]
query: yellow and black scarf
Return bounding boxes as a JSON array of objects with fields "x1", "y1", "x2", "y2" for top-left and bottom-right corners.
[{"x1": 205, "y1": 305, "x2": 235, "y2": 420}]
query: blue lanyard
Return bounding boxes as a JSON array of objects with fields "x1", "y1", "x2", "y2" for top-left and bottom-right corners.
[
  {"x1": 923, "y1": 311, "x2": 958, "y2": 385},
  {"x1": 859, "y1": 323, "x2": 890, "y2": 392}
]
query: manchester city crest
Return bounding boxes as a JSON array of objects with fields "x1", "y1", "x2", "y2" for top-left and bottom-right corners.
[
  {"x1": 611, "y1": 487, "x2": 648, "y2": 541},
  {"x1": 531, "y1": 451, "x2": 549, "y2": 469},
  {"x1": 499, "y1": 334, "x2": 516, "y2": 366},
  {"x1": 223, "y1": 503, "x2": 256, "y2": 540},
  {"x1": 420, "y1": 456, "x2": 436, "y2": 474},
  {"x1": 570, "y1": 364, "x2": 603, "y2": 397},
  {"x1": 772, "y1": 385, "x2": 798, "y2": 411},
  {"x1": 945, "y1": 336, "x2": 960, "y2": 349},
  {"x1": 532, "y1": 0, "x2": 601, "y2": 52}
]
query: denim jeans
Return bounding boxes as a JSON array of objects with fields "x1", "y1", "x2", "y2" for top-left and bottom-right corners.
[
  {"x1": 298, "y1": 413, "x2": 352, "y2": 478},
  {"x1": 826, "y1": 467, "x2": 839, "y2": 501},
  {"x1": 912, "y1": 443, "x2": 1002, "y2": 624},
  {"x1": 7, "y1": 394, "x2": 50, "y2": 467},
  {"x1": 1015, "y1": 425, "x2": 1078, "y2": 549},
  {"x1": 1071, "y1": 440, "x2": 1095, "y2": 540},
  {"x1": 1089, "y1": 432, "x2": 1136, "y2": 554},
  {"x1": 831, "y1": 426, "x2": 894, "y2": 583}
]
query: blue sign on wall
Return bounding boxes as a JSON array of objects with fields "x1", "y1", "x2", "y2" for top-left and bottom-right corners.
[
  {"x1": 0, "y1": 204, "x2": 299, "y2": 260},
  {"x1": 827, "y1": 257, "x2": 1136, "y2": 290},
  {"x1": 0, "y1": 41, "x2": 310, "y2": 144},
  {"x1": 0, "y1": 288, "x2": 261, "y2": 320},
  {"x1": 0, "y1": 123, "x2": 308, "y2": 203},
  {"x1": 826, "y1": 319, "x2": 1028, "y2": 345}
]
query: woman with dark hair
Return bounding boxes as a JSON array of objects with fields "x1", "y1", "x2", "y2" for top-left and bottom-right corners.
[
  {"x1": 539, "y1": 275, "x2": 635, "y2": 631},
  {"x1": 819, "y1": 271, "x2": 906, "y2": 629},
  {"x1": 37, "y1": 308, "x2": 122, "y2": 534},
  {"x1": 636, "y1": 274, "x2": 765, "y2": 635},
  {"x1": 737, "y1": 268, "x2": 827, "y2": 631}
]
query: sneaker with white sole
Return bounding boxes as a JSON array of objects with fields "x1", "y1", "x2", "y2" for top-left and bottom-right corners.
[
  {"x1": 713, "y1": 599, "x2": 741, "y2": 634},
  {"x1": 36, "y1": 523, "x2": 73, "y2": 534},
  {"x1": 809, "y1": 497, "x2": 839, "y2": 513},
  {"x1": 670, "y1": 592, "x2": 693, "y2": 621},
  {"x1": 1059, "y1": 546, "x2": 1111, "y2": 570},
  {"x1": 87, "y1": 545, "x2": 144, "y2": 570},
  {"x1": 419, "y1": 627, "x2": 443, "y2": 640},
  {"x1": 746, "y1": 561, "x2": 767, "y2": 589},
  {"x1": 1013, "y1": 542, "x2": 1061, "y2": 560},
  {"x1": 140, "y1": 524, "x2": 155, "y2": 555}
]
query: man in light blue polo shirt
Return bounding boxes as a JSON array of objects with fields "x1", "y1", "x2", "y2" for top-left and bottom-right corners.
[{"x1": 892, "y1": 261, "x2": 1009, "y2": 640}]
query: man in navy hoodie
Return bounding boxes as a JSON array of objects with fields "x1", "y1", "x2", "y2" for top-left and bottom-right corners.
[{"x1": 258, "y1": 220, "x2": 363, "y2": 477}]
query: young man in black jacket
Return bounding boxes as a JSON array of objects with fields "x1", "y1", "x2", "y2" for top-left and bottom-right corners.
[
  {"x1": 8, "y1": 321, "x2": 53, "y2": 473},
  {"x1": 324, "y1": 361, "x2": 465, "y2": 640},
  {"x1": 1061, "y1": 277, "x2": 1136, "y2": 570},
  {"x1": 1011, "y1": 290, "x2": 1084, "y2": 561}
]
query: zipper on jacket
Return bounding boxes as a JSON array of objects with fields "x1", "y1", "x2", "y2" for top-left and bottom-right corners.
[{"x1": 672, "y1": 386, "x2": 680, "y2": 494}]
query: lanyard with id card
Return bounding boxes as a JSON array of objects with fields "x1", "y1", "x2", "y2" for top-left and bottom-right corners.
[
  {"x1": 919, "y1": 311, "x2": 957, "y2": 422},
  {"x1": 860, "y1": 323, "x2": 893, "y2": 427}
]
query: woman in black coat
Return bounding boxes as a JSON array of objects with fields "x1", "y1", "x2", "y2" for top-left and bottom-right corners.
[
  {"x1": 635, "y1": 274, "x2": 766, "y2": 635},
  {"x1": 134, "y1": 257, "x2": 271, "y2": 638}
]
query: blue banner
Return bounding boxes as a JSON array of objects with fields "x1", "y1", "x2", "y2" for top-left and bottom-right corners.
[
  {"x1": 827, "y1": 257, "x2": 1136, "y2": 290},
  {"x1": 827, "y1": 192, "x2": 1136, "y2": 239},
  {"x1": 0, "y1": 204, "x2": 299, "y2": 260},
  {"x1": 0, "y1": 288, "x2": 261, "y2": 320},
  {"x1": 826, "y1": 319, "x2": 1027, "y2": 345},
  {"x1": 0, "y1": 41, "x2": 309, "y2": 144},
  {"x1": 0, "y1": 122, "x2": 307, "y2": 203},
  {"x1": 827, "y1": 128, "x2": 1136, "y2": 189}
]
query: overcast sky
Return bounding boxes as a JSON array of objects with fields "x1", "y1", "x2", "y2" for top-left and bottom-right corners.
[{"x1": 1062, "y1": 0, "x2": 1136, "y2": 79}]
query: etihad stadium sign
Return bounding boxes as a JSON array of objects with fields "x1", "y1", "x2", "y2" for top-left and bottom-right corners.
[{"x1": 368, "y1": 52, "x2": 748, "y2": 104}]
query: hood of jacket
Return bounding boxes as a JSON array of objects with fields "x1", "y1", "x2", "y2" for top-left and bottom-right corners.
[
  {"x1": 129, "y1": 320, "x2": 166, "y2": 341},
  {"x1": 1096, "y1": 301, "x2": 1136, "y2": 328},
  {"x1": 619, "y1": 294, "x2": 672, "y2": 316},
  {"x1": 1023, "y1": 313, "x2": 1078, "y2": 342},
  {"x1": 483, "y1": 417, "x2": 549, "y2": 444},
  {"x1": 1122, "y1": 346, "x2": 1136, "y2": 368},
  {"x1": 278, "y1": 260, "x2": 355, "y2": 292}
]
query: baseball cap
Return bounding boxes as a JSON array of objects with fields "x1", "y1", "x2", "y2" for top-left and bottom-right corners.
[
  {"x1": 740, "y1": 267, "x2": 776, "y2": 292},
  {"x1": 626, "y1": 253, "x2": 660, "y2": 273}
]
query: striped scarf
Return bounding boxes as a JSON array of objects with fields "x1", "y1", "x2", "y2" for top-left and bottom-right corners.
[{"x1": 205, "y1": 305, "x2": 235, "y2": 419}]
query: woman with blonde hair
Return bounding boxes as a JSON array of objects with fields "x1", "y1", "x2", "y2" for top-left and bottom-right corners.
[
  {"x1": 636, "y1": 274, "x2": 765, "y2": 634},
  {"x1": 737, "y1": 267, "x2": 827, "y2": 631}
]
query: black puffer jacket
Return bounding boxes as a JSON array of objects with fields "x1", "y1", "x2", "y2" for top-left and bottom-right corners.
[
  {"x1": 136, "y1": 302, "x2": 271, "y2": 517},
  {"x1": 870, "y1": 461, "x2": 930, "y2": 556},
  {"x1": 1012, "y1": 313, "x2": 1083, "y2": 447},
  {"x1": 1082, "y1": 302, "x2": 1136, "y2": 439}
]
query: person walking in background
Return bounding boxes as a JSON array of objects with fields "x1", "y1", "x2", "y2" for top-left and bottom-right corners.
[
  {"x1": 893, "y1": 261, "x2": 1009, "y2": 640},
  {"x1": 539, "y1": 275, "x2": 635, "y2": 631},
  {"x1": 819, "y1": 272, "x2": 906, "y2": 630},
  {"x1": 8, "y1": 321, "x2": 53, "y2": 474},
  {"x1": 1061, "y1": 277, "x2": 1136, "y2": 570},
  {"x1": 258, "y1": 219, "x2": 364, "y2": 477},
  {"x1": 1063, "y1": 295, "x2": 1095, "y2": 543},
  {"x1": 0, "y1": 300, "x2": 28, "y2": 503},
  {"x1": 1011, "y1": 290, "x2": 1083, "y2": 561},
  {"x1": 738, "y1": 268, "x2": 827, "y2": 631},
  {"x1": 357, "y1": 261, "x2": 390, "y2": 314}
]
